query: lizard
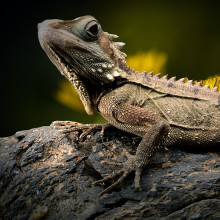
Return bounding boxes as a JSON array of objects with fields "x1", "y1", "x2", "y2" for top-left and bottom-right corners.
[{"x1": 38, "y1": 15, "x2": 220, "y2": 195}]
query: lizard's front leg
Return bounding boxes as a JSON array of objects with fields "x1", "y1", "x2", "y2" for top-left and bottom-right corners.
[
  {"x1": 95, "y1": 98, "x2": 170, "y2": 195},
  {"x1": 51, "y1": 120, "x2": 113, "y2": 141}
]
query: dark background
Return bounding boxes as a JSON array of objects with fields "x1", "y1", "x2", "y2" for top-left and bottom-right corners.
[{"x1": 1, "y1": 1, "x2": 220, "y2": 137}]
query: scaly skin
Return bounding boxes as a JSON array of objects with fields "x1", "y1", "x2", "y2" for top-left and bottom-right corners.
[{"x1": 38, "y1": 16, "x2": 220, "y2": 195}]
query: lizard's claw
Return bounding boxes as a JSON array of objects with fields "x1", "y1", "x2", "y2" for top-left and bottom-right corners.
[
  {"x1": 51, "y1": 121, "x2": 80, "y2": 127},
  {"x1": 77, "y1": 124, "x2": 113, "y2": 141},
  {"x1": 50, "y1": 121, "x2": 112, "y2": 141},
  {"x1": 93, "y1": 157, "x2": 143, "y2": 196},
  {"x1": 50, "y1": 121, "x2": 87, "y2": 132},
  {"x1": 78, "y1": 125, "x2": 102, "y2": 141}
]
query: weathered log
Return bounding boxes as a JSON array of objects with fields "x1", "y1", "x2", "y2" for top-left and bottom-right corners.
[{"x1": 0, "y1": 123, "x2": 220, "y2": 219}]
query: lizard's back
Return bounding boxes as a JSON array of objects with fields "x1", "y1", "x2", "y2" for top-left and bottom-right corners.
[{"x1": 115, "y1": 83, "x2": 220, "y2": 147}]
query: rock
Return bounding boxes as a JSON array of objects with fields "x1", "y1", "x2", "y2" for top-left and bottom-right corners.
[{"x1": 0, "y1": 123, "x2": 220, "y2": 219}]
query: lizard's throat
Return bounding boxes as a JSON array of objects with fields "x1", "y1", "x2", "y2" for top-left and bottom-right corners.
[
  {"x1": 43, "y1": 44, "x2": 96, "y2": 115},
  {"x1": 49, "y1": 44, "x2": 120, "y2": 87}
]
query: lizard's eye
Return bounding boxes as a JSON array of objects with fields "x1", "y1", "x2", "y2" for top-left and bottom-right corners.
[{"x1": 84, "y1": 21, "x2": 100, "y2": 40}]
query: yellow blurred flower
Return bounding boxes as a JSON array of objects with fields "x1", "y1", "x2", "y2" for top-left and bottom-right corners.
[
  {"x1": 54, "y1": 80, "x2": 85, "y2": 112},
  {"x1": 200, "y1": 76, "x2": 220, "y2": 90},
  {"x1": 186, "y1": 76, "x2": 220, "y2": 91},
  {"x1": 126, "y1": 49, "x2": 168, "y2": 74}
]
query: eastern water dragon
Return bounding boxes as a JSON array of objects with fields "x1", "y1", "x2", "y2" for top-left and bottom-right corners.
[{"x1": 38, "y1": 15, "x2": 220, "y2": 195}]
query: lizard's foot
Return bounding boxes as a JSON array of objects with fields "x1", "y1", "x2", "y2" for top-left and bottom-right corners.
[
  {"x1": 93, "y1": 155, "x2": 143, "y2": 196},
  {"x1": 78, "y1": 123, "x2": 115, "y2": 141},
  {"x1": 51, "y1": 121, "x2": 112, "y2": 141},
  {"x1": 51, "y1": 120, "x2": 89, "y2": 128}
]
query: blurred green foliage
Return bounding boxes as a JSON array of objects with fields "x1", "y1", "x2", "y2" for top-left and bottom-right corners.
[{"x1": 1, "y1": 1, "x2": 220, "y2": 136}]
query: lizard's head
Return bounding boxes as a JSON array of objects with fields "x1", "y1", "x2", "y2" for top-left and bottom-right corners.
[{"x1": 38, "y1": 15, "x2": 127, "y2": 115}]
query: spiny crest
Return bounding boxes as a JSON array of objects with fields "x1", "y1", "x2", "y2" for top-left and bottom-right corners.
[
  {"x1": 154, "y1": 73, "x2": 161, "y2": 78},
  {"x1": 177, "y1": 78, "x2": 185, "y2": 83},
  {"x1": 186, "y1": 80, "x2": 193, "y2": 85},
  {"x1": 107, "y1": 32, "x2": 127, "y2": 61},
  {"x1": 141, "y1": 71, "x2": 220, "y2": 94},
  {"x1": 212, "y1": 87, "x2": 218, "y2": 92},
  {"x1": 121, "y1": 69, "x2": 220, "y2": 106},
  {"x1": 114, "y1": 42, "x2": 126, "y2": 50},
  {"x1": 203, "y1": 84, "x2": 210, "y2": 89},
  {"x1": 106, "y1": 32, "x2": 220, "y2": 96},
  {"x1": 169, "y1": 76, "x2": 176, "y2": 81},
  {"x1": 107, "y1": 33, "x2": 119, "y2": 40},
  {"x1": 148, "y1": 71, "x2": 154, "y2": 76},
  {"x1": 194, "y1": 82, "x2": 202, "y2": 87},
  {"x1": 162, "y1": 74, "x2": 168, "y2": 80}
]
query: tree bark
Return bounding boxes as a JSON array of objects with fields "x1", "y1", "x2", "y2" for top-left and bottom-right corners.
[{"x1": 0, "y1": 123, "x2": 220, "y2": 219}]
